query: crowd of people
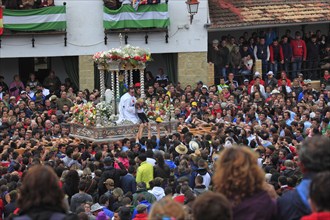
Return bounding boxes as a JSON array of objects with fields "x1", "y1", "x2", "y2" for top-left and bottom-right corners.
[
  {"x1": 0, "y1": 0, "x2": 54, "y2": 9},
  {"x1": 208, "y1": 29, "x2": 330, "y2": 83},
  {"x1": 0, "y1": 59, "x2": 329, "y2": 220}
]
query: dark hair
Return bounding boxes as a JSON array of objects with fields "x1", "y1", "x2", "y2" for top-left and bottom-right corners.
[
  {"x1": 138, "y1": 153, "x2": 147, "y2": 162},
  {"x1": 17, "y1": 165, "x2": 66, "y2": 213},
  {"x1": 192, "y1": 191, "x2": 232, "y2": 220},
  {"x1": 299, "y1": 136, "x2": 330, "y2": 173},
  {"x1": 309, "y1": 171, "x2": 330, "y2": 211}
]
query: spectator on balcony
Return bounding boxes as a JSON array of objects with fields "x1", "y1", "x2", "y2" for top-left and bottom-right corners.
[
  {"x1": 9, "y1": 75, "x2": 25, "y2": 97},
  {"x1": 254, "y1": 36, "x2": 270, "y2": 78},
  {"x1": 306, "y1": 35, "x2": 320, "y2": 80},
  {"x1": 240, "y1": 54, "x2": 253, "y2": 78},
  {"x1": 228, "y1": 46, "x2": 242, "y2": 76},
  {"x1": 290, "y1": 31, "x2": 307, "y2": 79},
  {"x1": 26, "y1": 73, "x2": 40, "y2": 93},
  {"x1": 209, "y1": 39, "x2": 222, "y2": 84},
  {"x1": 269, "y1": 38, "x2": 284, "y2": 78},
  {"x1": 104, "y1": 0, "x2": 121, "y2": 10},
  {"x1": 20, "y1": 0, "x2": 35, "y2": 9},
  {"x1": 281, "y1": 36, "x2": 293, "y2": 75},
  {"x1": 219, "y1": 40, "x2": 230, "y2": 80},
  {"x1": 155, "y1": 68, "x2": 168, "y2": 88},
  {"x1": 43, "y1": 70, "x2": 61, "y2": 93},
  {"x1": 0, "y1": 76, "x2": 9, "y2": 92},
  {"x1": 3, "y1": 0, "x2": 19, "y2": 9},
  {"x1": 40, "y1": 0, "x2": 54, "y2": 7}
]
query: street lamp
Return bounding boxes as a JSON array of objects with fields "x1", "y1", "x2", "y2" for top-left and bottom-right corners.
[{"x1": 186, "y1": 0, "x2": 199, "y2": 24}]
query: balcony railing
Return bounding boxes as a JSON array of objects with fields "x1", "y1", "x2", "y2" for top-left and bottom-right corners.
[{"x1": 0, "y1": 3, "x2": 67, "y2": 47}]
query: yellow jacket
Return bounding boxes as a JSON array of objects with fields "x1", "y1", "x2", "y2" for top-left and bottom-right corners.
[{"x1": 136, "y1": 161, "x2": 154, "y2": 189}]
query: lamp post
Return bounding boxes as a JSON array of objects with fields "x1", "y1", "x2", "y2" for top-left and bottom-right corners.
[{"x1": 186, "y1": 0, "x2": 199, "y2": 24}]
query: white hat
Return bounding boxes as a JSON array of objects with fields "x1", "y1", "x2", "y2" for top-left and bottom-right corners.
[
  {"x1": 189, "y1": 140, "x2": 199, "y2": 151},
  {"x1": 212, "y1": 39, "x2": 219, "y2": 44},
  {"x1": 310, "y1": 112, "x2": 316, "y2": 119},
  {"x1": 254, "y1": 72, "x2": 261, "y2": 77},
  {"x1": 271, "y1": 89, "x2": 280, "y2": 95},
  {"x1": 201, "y1": 85, "x2": 208, "y2": 90},
  {"x1": 90, "y1": 203, "x2": 104, "y2": 213},
  {"x1": 267, "y1": 71, "x2": 274, "y2": 75}
]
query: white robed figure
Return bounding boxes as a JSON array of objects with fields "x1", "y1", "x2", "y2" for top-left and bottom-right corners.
[{"x1": 117, "y1": 87, "x2": 140, "y2": 124}]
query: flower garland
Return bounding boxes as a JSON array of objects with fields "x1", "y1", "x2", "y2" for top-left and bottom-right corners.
[
  {"x1": 145, "y1": 100, "x2": 172, "y2": 122},
  {"x1": 70, "y1": 101, "x2": 114, "y2": 127},
  {"x1": 70, "y1": 102, "x2": 96, "y2": 127},
  {"x1": 92, "y1": 45, "x2": 151, "y2": 69}
]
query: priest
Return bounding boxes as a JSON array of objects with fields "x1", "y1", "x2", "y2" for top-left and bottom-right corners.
[{"x1": 117, "y1": 87, "x2": 140, "y2": 124}]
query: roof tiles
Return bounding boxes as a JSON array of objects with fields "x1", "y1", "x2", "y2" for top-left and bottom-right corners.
[{"x1": 208, "y1": 0, "x2": 330, "y2": 30}]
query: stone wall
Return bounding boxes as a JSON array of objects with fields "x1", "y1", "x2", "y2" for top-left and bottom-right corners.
[
  {"x1": 177, "y1": 52, "x2": 212, "y2": 87},
  {"x1": 79, "y1": 55, "x2": 94, "y2": 91}
]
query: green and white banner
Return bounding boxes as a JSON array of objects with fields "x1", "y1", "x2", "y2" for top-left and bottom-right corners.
[
  {"x1": 3, "y1": 6, "x2": 66, "y2": 32},
  {"x1": 103, "y1": 4, "x2": 169, "y2": 30}
]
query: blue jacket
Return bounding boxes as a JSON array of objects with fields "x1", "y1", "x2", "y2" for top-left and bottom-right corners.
[
  {"x1": 277, "y1": 177, "x2": 312, "y2": 220},
  {"x1": 120, "y1": 173, "x2": 136, "y2": 194}
]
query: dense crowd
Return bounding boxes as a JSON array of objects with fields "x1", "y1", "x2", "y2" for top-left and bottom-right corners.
[
  {"x1": 208, "y1": 29, "x2": 330, "y2": 83},
  {"x1": 0, "y1": 62, "x2": 329, "y2": 220}
]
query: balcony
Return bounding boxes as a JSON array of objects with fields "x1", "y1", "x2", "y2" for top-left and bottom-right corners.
[
  {"x1": 103, "y1": 3, "x2": 170, "y2": 44},
  {"x1": 0, "y1": 4, "x2": 67, "y2": 47}
]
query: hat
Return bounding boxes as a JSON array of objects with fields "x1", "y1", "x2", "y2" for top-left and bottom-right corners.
[
  {"x1": 201, "y1": 85, "x2": 208, "y2": 90},
  {"x1": 9, "y1": 96, "x2": 16, "y2": 100},
  {"x1": 189, "y1": 140, "x2": 199, "y2": 151},
  {"x1": 254, "y1": 72, "x2": 261, "y2": 77},
  {"x1": 175, "y1": 143, "x2": 188, "y2": 155},
  {"x1": 20, "y1": 91, "x2": 27, "y2": 94},
  {"x1": 310, "y1": 112, "x2": 316, "y2": 119},
  {"x1": 220, "y1": 102, "x2": 227, "y2": 109},
  {"x1": 49, "y1": 95, "x2": 57, "y2": 102},
  {"x1": 271, "y1": 89, "x2": 280, "y2": 95},
  {"x1": 244, "y1": 79, "x2": 249, "y2": 82},
  {"x1": 304, "y1": 79, "x2": 312, "y2": 84},
  {"x1": 298, "y1": 73, "x2": 303, "y2": 77},
  {"x1": 212, "y1": 39, "x2": 219, "y2": 44},
  {"x1": 104, "y1": 178, "x2": 114, "y2": 186},
  {"x1": 90, "y1": 203, "x2": 104, "y2": 213},
  {"x1": 136, "y1": 204, "x2": 148, "y2": 213},
  {"x1": 103, "y1": 157, "x2": 114, "y2": 164},
  {"x1": 135, "y1": 82, "x2": 141, "y2": 87},
  {"x1": 267, "y1": 71, "x2": 274, "y2": 76},
  {"x1": 155, "y1": 117, "x2": 163, "y2": 123},
  {"x1": 197, "y1": 81, "x2": 203, "y2": 85},
  {"x1": 191, "y1": 101, "x2": 197, "y2": 107}
]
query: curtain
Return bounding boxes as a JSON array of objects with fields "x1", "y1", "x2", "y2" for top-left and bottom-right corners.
[
  {"x1": 62, "y1": 56, "x2": 79, "y2": 90},
  {"x1": 162, "y1": 53, "x2": 178, "y2": 84},
  {"x1": 94, "y1": 63, "x2": 100, "y2": 90}
]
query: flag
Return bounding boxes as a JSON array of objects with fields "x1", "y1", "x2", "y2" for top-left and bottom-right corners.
[
  {"x1": 3, "y1": 6, "x2": 66, "y2": 32},
  {"x1": 103, "y1": 4, "x2": 169, "y2": 30},
  {"x1": 0, "y1": 8, "x2": 3, "y2": 35}
]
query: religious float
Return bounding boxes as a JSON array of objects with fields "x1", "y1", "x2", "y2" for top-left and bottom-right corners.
[{"x1": 70, "y1": 43, "x2": 178, "y2": 142}]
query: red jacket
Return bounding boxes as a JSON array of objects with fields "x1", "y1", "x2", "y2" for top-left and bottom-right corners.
[
  {"x1": 269, "y1": 44, "x2": 284, "y2": 62},
  {"x1": 290, "y1": 39, "x2": 307, "y2": 60},
  {"x1": 133, "y1": 213, "x2": 148, "y2": 220},
  {"x1": 301, "y1": 212, "x2": 330, "y2": 220}
]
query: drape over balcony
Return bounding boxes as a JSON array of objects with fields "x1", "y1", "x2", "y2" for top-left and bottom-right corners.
[{"x1": 103, "y1": 4, "x2": 169, "y2": 30}]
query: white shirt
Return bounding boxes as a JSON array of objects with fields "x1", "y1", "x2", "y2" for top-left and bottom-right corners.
[
  {"x1": 42, "y1": 88, "x2": 50, "y2": 97},
  {"x1": 117, "y1": 92, "x2": 139, "y2": 124}
]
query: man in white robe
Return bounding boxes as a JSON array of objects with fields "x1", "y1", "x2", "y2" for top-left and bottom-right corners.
[{"x1": 117, "y1": 87, "x2": 140, "y2": 124}]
